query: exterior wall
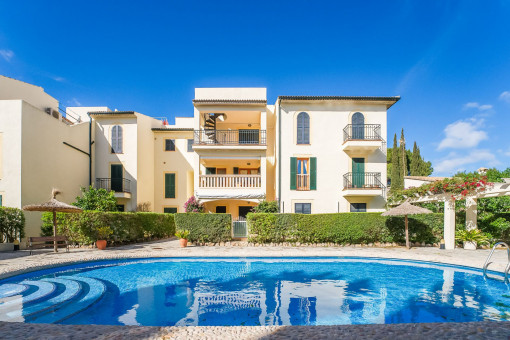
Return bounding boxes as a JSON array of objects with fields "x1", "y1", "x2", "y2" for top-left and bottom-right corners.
[
  {"x1": 195, "y1": 88, "x2": 266, "y2": 101},
  {"x1": 277, "y1": 101, "x2": 388, "y2": 213},
  {"x1": 136, "y1": 114, "x2": 160, "y2": 209},
  {"x1": 20, "y1": 101, "x2": 89, "y2": 238},
  {"x1": 93, "y1": 115, "x2": 138, "y2": 211},
  {"x1": 404, "y1": 178, "x2": 429, "y2": 189},
  {"x1": 153, "y1": 130, "x2": 195, "y2": 213},
  {"x1": 0, "y1": 76, "x2": 59, "y2": 112}
]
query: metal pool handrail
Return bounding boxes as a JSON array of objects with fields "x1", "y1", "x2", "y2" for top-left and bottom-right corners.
[{"x1": 483, "y1": 241, "x2": 510, "y2": 282}]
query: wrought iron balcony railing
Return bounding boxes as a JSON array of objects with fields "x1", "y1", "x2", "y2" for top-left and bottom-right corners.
[
  {"x1": 96, "y1": 178, "x2": 131, "y2": 193},
  {"x1": 194, "y1": 129, "x2": 266, "y2": 145},
  {"x1": 343, "y1": 172, "x2": 384, "y2": 189},
  {"x1": 343, "y1": 124, "x2": 382, "y2": 142}
]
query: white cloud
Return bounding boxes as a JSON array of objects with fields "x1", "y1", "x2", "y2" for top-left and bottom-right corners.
[
  {"x1": 437, "y1": 118, "x2": 488, "y2": 150},
  {"x1": 500, "y1": 91, "x2": 510, "y2": 104},
  {"x1": 53, "y1": 76, "x2": 65, "y2": 82},
  {"x1": 463, "y1": 102, "x2": 493, "y2": 111},
  {"x1": 0, "y1": 49, "x2": 14, "y2": 62},
  {"x1": 435, "y1": 149, "x2": 499, "y2": 174},
  {"x1": 67, "y1": 98, "x2": 81, "y2": 106}
]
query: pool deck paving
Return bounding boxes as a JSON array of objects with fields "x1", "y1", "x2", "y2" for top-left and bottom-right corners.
[{"x1": 1, "y1": 239, "x2": 510, "y2": 339}]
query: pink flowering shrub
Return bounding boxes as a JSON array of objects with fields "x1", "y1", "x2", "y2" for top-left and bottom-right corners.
[{"x1": 184, "y1": 196, "x2": 204, "y2": 213}]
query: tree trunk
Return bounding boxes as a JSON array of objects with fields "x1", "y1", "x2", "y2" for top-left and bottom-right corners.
[
  {"x1": 405, "y1": 215, "x2": 410, "y2": 249},
  {"x1": 53, "y1": 211, "x2": 58, "y2": 252}
]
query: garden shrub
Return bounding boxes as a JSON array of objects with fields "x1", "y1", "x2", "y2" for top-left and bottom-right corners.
[
  {"x1": 174, "y1": 213, "x2": 231, "y2": 243},
  {"x1": 478, "y1": 212, "x2": 510, "y2": 242},
  {"x1": 0, "y1": 207, "x2": 25, "y2": 242},
  {"x1": 247, "y1": 213, "x2": 444, "y2": 245},
  {"x1": 42, "y1": 211, "x2": 175, "y2": 244}
]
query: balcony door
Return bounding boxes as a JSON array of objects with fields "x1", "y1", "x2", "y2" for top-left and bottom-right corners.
[
  {"x1": 239, "y1": 129, "x2": 259, "y2": 144},
  {"x1": 352, "y1": 112, "x2": 365, "y2": 139},
  {"x1": 352, "y1": 158, "x2": 365, "y2": 188},
  {"x1": 111, "y1": 164, "x2": 123, "y2": 192}
]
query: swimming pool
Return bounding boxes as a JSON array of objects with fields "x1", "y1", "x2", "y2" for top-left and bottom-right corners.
[{"x1": 0, "y1": 257, "x2": 509, "y2": 326}]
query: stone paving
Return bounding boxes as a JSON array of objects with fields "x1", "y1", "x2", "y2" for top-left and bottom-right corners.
[{"x1": 1, "y1": 239, "x2": 510, "y2": 339}]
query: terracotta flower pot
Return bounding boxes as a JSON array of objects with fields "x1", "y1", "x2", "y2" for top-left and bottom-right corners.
[
  {"x1": 179, "y1": 238, "x2": 188, "y2": 248},
  {"x1": 96, "y1": 240, "x2": 107, "y2": 250}
]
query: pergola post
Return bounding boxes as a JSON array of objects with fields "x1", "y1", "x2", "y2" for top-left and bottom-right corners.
[
  {"x1": 465, "y1": 197, "x2": 477, "y2": 231},
  {"x1": 444, "y1": 198, "x2": 456, "y2": 250}
]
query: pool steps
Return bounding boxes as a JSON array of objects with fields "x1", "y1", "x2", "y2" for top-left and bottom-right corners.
[{"x1": 0, "y1": 276, "x2": 106, "y2": 323}]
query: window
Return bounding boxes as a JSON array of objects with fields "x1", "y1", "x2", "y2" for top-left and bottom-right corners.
[
  {"x1": 164, "y1": 207, "x2": 178, "y2": 213},
  {"x1": 295, "y1": 203, "x2": 311, "y2": 214},
  {"x1": 111, "y1": 125, "x2": 123, "y2": 153},
  {"x1": 239, "y1": 129, "x2": 259, "y2": 144},
  {"x1": 165, "y1": 173, "x2": 176, "y2": 198},
  {"x1": 216, "y1": 206, "x2": 227, "y2": 213},
  {"x1": 297, "y1": 112, "x2": 310, "y2": 144},
  {"x1": 290, "y1": 157, "x2": 317, "y2": 190},
  {"x1": 187, "y1": 139, "x2": 193, "y2": 152},
  {"x1": 116, "y1": 204, "x2": 125, "y2": 212},
  {"x1": 165, "y1": 139, "x2": 175, "y2": 151},
  {"x1": 0, "y1": 195, "x2": 2, "y2": 207},
  {"x1": 350, "y1": 203, "x2": 367, "y2": 212}
]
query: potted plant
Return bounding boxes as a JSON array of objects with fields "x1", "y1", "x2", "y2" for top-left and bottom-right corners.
[
  {"x1": 175, "y1": 229, "x2": 190, "y2": 247},
  {"x1": 456, "y1": 229, "x2": 489, "y2": 250},
  {"x1": 96, "y1": 226, "x2": 113, "y2": 250}
]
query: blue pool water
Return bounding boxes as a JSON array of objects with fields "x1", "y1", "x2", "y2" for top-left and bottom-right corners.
[{"x1": 0, "y1": 257, "x2": 509, "y2": 326}]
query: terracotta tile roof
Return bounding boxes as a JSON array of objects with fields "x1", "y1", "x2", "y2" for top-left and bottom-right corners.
[
  {"x1": 192, "y1": 99, "x2": 267, "y2": 105},
  {"x1": 279, "y1": 95, "x2": 400, "y2": 108},
  {"x1": 151, "y1": 128, "x2": 194, "y2": 131}
]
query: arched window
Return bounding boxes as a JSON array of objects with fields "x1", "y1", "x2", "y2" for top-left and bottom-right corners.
[
  {"x1": 111, "y1": 125, "x2": 123, "y2": 153},
  {"x1": 351, "y1": 112, "x2": 365, "y2": 139},
  {"x1": 296, "y1": 112, "x2": 310, "y2": 144}
]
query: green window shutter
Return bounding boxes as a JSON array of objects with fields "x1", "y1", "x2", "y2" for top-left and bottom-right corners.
[
  {"x1": 290, "y1": 157, "x2": 297, "y2": 190},
  {"x1": 164, "y1": 207, "x2": 177, "y2": 213},
  {"x1": 310, "y1": 157, "x2": 317, "y2": 190},
  {"x1": 165, "y1": 173, "x2": 176, "y2": 198},
  {"x1": 233, "y1": 167, "x2": 239, "y2": 174}
]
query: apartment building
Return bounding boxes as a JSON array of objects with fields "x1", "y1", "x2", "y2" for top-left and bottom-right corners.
[{"x1": 0, "y1": 76, "x2": 400, "y2": 238}]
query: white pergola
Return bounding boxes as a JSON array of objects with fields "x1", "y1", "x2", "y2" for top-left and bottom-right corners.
[{"x1": 392, "y1": 181, "x2": 510, "y2": 250}]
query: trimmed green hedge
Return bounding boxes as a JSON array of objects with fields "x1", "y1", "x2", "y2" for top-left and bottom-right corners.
[
  {"x1": 42, "y1": 211, "x2": 175, "y2": 245},
  {"x1": 247, "y1": 213, "x2": 444, "y2": 245},
  {"x1": 0, "y1": 207, "x2": 25, "y2": 242},
  {"x1": 174, "y1": 213, "x2": 232, "y2": 243}
]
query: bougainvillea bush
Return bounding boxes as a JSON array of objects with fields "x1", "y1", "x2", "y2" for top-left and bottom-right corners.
[{"x1": 184, "y1": 196, "x2": 205, "y2": 213}]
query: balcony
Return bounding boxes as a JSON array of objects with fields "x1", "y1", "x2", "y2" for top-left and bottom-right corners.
[
  {"x1": 96, "y1": 178, "x2": 131, "y2": 198},
  {"x1": 193, "y1": 129, "x2": 267, "y2": 151},
  {"x1": 343, "y1": 172, "x2": 385, "y2": 197},
  {"x1": 296, "y1": 174, "x2": 310, "y2": 191},
  {"x1": 342, "y1": 124, "x2": 383, "y2": 154},
  {"x1": 196, "y1": 174, "x2": 264, "y2": 200}
]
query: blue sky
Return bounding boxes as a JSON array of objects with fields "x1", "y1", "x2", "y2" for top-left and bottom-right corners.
[{"x1": 1, "y1": 1, "x2": 510, "y2": 176}]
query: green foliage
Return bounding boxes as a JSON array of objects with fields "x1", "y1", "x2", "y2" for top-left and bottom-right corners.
[
  {"x1": 74, "y1": 186, "x2": 118, "y2": 211},
  {"x1": 0, "y1": 207, "x2": 25, "y2": 242},
  {"x1": 95, "y1": 226, "x2": 113, "y2": 240},
  {"x1": 252, "y1": 200, "x2": 280, "y2": 213},
  {"x1": 247, "y1": 213, "x2": 443, "y2": 245},
  {"x1": 390, "y1": 134, "x2": 402, "y2": 191},
  {"x1": 174, "y1": 213, "x2": 231, "y2": 243},
  {"x1": 455, "y1": 229, "x2": 490, "y2": 245},
  {"x1": 175, "y1": 229, "x2": 190, "y2": 239},
  {"x1": 400, "y1": 128, "x2": 407, "y2": 182},
  {"x1": 42, "y1": 211, "x2": 174, "y2": 244}
]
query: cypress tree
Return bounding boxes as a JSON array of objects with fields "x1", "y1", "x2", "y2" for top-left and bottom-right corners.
[
  {"x1": 399, "y1": 129, "x2": 407, "y2": 187},
  {"x1": 411, "y1": 141, "x2": 420, "y2": 176},
  {"x1": 390, "y1": 133, "x2": 401, "y2": 191}
]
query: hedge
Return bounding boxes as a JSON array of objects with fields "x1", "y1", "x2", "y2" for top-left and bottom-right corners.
[
  {"x1": 247, "y1": 213, "x2": 444, "y2": 245},
  {"x1": 0, "y1": 207, "x2": 25, "y2": 242},
  {"x1": 42, "y1": 211, "x2": 175, "y2": 245},
  {"x1": 174, "y1": 213, "x2": 232, "y2": 243}
]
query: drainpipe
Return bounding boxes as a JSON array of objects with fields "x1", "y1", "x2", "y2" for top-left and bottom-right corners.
[
  {"x1": 277, "y1": 98, "x2": 282, "y2": 212},
  {"x1": 88, "y1": 113, "x2": 93, "y2": 186}
]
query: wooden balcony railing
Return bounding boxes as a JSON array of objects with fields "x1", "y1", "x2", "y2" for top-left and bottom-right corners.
[
  {"x1": 343, "y1": 124, "x2": 382, "y2": 142},
  {"x1": 194, "y1": 129, "x2": 267, "y2": 145},
  {"x1": 297, "y1": 174, "x2": 310, "y2": 191},
  {"x1": 199, "y1": 175, "x2": 261, "y2": 188}
]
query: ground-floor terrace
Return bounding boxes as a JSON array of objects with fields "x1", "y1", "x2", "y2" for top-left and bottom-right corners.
[{"x1": 1, "y1": 240, "x2": 510, "y2": 339}]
